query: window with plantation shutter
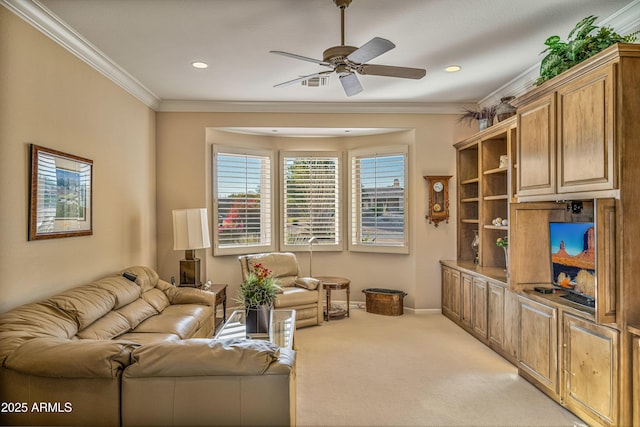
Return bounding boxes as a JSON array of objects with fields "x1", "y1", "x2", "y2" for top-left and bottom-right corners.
[
  {"x1": 213, "y1": 145, "x2": 274, "y2": 255},
  {"x1": 281, "y1": 152, "x2": 341, "y2": 251},
  {"x1": 349, "y1": 146, "x2": 409, "y2": 254}
]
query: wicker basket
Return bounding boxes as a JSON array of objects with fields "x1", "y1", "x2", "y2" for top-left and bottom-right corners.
[{"x1": 362, "y1": 288, "x2": 407, "y2": 316}]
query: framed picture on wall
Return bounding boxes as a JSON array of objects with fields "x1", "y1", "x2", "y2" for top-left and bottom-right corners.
[{"x1": 29, "y1": 144, "x2": 93, "y2": 240}]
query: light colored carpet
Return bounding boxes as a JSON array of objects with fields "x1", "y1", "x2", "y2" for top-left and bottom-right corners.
[{"x1": 294, "y1": 308, "x2": 584, "y2": 427}]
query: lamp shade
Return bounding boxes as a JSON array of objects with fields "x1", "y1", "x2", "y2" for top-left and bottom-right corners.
[{"x1": 172, "y1": 208, "x2": 211, "y2": 250}]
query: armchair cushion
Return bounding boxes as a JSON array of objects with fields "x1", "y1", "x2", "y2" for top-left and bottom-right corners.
[
  {"x1": 295, "y1": 277, "x2": 321, "y2": 290},
  {"x1": 247, "y1": 253, "x2": 299, "y2": 287}
]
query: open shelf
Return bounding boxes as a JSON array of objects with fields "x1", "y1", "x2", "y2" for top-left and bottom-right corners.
[
  {"x1": 484, "y1": 167, "x2": 508, "y2": 175},
  {"x1": 454, "y1": 117, "x2": 516, "y2": 272},
  {"x1": 484, "y1": 195, "x2": 508, "y2": 201}
]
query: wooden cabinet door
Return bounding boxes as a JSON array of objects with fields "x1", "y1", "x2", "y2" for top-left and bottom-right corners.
[
  {"x1": 441, "y1": 267, "x2": 452, "y2": 314},
  {"x1": 461, "y1": 273, "x2": 473, "y2": 328},
  {"x1": 442, "y1": 267, "x2": 461, "y2": 321},
  {"x1": 472, "y1": 277, "x2": 488, "y2": 339},
  {"x1": 488, "y1": 282, "x2": 505, "y2": 348},
  {"x1": 518, "y1": 296, "x2": 558, "y2": 396},
  {"x1": 563, "y1": 314, "x2": 619, "y2": 426},
  {"x1": 557, "y1": 65, "x2": 615, "y2": 193},
  {"x1": 517, "y1": 93, "x2": 556, "y2": 197},
  {"x1": 449, "y1": 269, "x2": 461, "y2": 320}
]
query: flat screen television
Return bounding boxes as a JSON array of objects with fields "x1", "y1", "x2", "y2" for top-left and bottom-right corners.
[{"x1": 549, "y1": 222, "x2": 596, "y2": 307}]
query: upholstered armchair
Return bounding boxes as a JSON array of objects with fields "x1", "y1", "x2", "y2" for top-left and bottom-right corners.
[{"x1": 239, "y1": 252, "x2": 323, "y2": 328}]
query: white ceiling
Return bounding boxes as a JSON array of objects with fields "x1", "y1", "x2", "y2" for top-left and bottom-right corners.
[{"x1": 11, "y1": 0, "x2": 640, "y2": 110}]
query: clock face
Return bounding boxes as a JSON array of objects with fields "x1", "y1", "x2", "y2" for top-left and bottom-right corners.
[{"x1": 433, "y1": 181, "x2": 444, "y2": 192}]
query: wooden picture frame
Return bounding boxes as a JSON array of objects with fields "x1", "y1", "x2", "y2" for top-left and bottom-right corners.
[{"x1": 29, "y1": 144, "x2": 93, "y2": 240}]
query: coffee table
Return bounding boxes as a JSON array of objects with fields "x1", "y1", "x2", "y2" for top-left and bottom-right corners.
[{"x1": 214, "y1": 309, "x2": 296, "y2": 350}]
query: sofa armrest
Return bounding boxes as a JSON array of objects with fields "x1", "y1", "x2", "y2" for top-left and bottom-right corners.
[
  {"x1": 4, "y1": 337, "x2": 139, "y2": 378},
  {"x1": 124, "y1": 338, "x2": 291, "y2": 377},
  {"x1": 164, "y1": 285, "x2": 216, "y2": 306}
]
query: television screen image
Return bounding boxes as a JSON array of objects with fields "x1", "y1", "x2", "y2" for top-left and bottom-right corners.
[{"x1": 549, "y1": 222, "x2": 596, "y2": 298}]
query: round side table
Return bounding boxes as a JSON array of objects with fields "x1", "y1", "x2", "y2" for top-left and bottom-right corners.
[{"x1": 315, "y1": 276, "x2": 350, "y2": 321}]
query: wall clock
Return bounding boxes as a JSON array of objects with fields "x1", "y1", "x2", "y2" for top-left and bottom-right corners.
[{"x1": 424, "y1": 175, "x2": 452, "y2": 227}]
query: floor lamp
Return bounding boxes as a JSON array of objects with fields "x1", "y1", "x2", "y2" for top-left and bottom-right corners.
[
  {"x1": 173, "y1": 208, "x2": 211, "y2": 287},
  {"x1": 308, "y1": 236, "x2": 317, "y2": 277}
]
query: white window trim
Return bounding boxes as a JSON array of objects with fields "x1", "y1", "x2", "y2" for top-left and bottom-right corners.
[
  {"x1": 212, "y1": 145, "x2": 275, "y2": 256},
  {"x1": 279, "y1": 150, "x2": 344, "y2": 252},
  {"x1": 348, "y1": 145, "x2": 409, "y2": 254}
]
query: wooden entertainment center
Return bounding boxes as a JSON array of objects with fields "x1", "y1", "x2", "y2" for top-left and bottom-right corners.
[{"x1": 441, "y1": 44, "x2": 640, "y2": 427}]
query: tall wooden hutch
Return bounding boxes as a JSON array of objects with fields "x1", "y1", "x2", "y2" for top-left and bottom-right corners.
[{"x1": 441, "y1": 44, "x2": 640, "y2": 426}]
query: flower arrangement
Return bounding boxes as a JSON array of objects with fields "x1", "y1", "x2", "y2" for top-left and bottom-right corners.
[
  {"x1": 496, "y1": 236, "x2": 508, "y2": 248},
  {"x1": 238, "y1": 263, "x2": 278, "y2": 308}
]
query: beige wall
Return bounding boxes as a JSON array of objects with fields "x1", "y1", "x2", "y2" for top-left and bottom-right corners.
[
  {"x1": 0, "y1": 8, "x2": 157, "y2": 312},
  {"x1": 157, "y1": 112, "x2": 473, "y2": 310}
]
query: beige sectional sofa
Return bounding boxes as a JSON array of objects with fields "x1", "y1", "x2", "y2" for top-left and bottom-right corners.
[{"x1": 0, "y1": 266, "x2": 296, "y2": 427}]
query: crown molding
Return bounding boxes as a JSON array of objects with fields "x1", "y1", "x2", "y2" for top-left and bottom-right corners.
[
  {"x1": 157, "y1": 100, "x2": 475, "y2": 114},
  {"x1": 5, "y1": 0, "x2": 638, "y2": 113},
  {"x1": 1, "y1": 0, "x2": 161, "y2": 109},
  {"x1": 480, "y1": 0, "x2": 640, "y2": 107}
]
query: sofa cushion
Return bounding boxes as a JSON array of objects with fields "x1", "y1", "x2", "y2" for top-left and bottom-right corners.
[
  {"x1": 116, "y1": 332, "x2": 181, "y2": 346},
  {"x1": 5, "y1": 337, "x2": 139, "y2": 378},
  {"x1": 124, "y1": 339, "x2": 280, "y2": 377},
  {"x1": 274, "y1": 287, "x2": 319, "y2": 307},
  {"x1": 133, "y1": 307, "x2": 201, "y2": 339},
  {"x1": 48, "y1": 285, "x2": 117, "y2": 329},
  {"x1": 0, "y1": 302, "x2": 78, "y2": 363},
  {"x1": 121, "y1": 266, "x2": 159, "y2": 293},
  {"x1": 95, "y1": 276, "x2": 141, "y2": 309},
  {"x1": 77, "y1": 311, "x2": 131, "y2": 340},
  {"x1": 141, "y1": 288, "x2": 170, "y2": 312},
  {"x1": 116, "y1": 298, "x2": 158, "y2": 329}
]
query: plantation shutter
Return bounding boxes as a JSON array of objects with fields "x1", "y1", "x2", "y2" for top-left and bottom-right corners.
[
  {"x1": 281, "y1": 152, "x2": 341, "y2": 249},
  {"x1": 350, "y1": 146, "x2": 408, "y2": 253},
  {"x1": 213, "y1": 146, "x2": 274, "y2": 255}
]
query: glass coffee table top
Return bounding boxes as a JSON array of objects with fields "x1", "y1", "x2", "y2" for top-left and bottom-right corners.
[{"x1": 214, "y1": 309, "x2": 296, "y2": 350}]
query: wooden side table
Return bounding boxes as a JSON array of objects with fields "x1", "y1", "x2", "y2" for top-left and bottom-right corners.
[
  {"x1": 200, "y1": 283, "x2": 227, "y2": 332},
  {"x1": 315, "y1": 276, "x2": 350, "y2": 321}
]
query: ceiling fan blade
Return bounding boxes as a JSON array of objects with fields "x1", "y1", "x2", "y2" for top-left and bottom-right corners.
[
  {"x1": 339, "y1": 73, "x2": 363, "y2": 97},
  {"x1": 347, "y1": 37, "x2": 395, "y2": 64},
  {"x1": 270, "y1": 50, "x2": 332, "y2": 67},
  {"x1": 359, "y1": 64, "x2": 426, "y2": 79},
  {"x1": 274, "y1": 71, "x2": 332, "y2": 88}
]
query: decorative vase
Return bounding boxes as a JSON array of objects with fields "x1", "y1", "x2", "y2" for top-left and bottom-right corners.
[
  {"x1": 478, "y1": 118, "x2": 491, "y2": 130},
  {"x1": 471, "y1": 230, "x2": 480, "y2": 265},
  {"x1": 246, "y1": 305, "x2": 271, "y2": 336},
  {"x1": 496, "y1": 96, "x2": 516, "y2": 122},
  {"x1": 503, "y1": 247, "x2": 509, "y2": 271}
]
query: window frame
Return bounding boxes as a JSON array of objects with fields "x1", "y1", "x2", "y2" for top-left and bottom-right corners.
[
  {"x1": 212, "y1": 145, "x2": 275, "y2": 256},
  {"x1": 348, "y1": 145, "x2": 409, "y2": 254},
  {"x1": 279, "y1": 150, "x2": 343, "y2": 252}
]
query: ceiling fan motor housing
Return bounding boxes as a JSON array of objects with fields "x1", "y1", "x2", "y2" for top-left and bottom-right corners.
[
  {"x1": 323, "y1": 45, "x2": 358, "y2": 64},
  {"x1": 334, "y1": 0, "x2": 352, "y2": 9}
]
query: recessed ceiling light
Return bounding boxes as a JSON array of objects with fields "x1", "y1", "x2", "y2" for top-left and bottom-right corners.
[
  {"x1": 192, "y1": 61, "x2": 208, "y2": 69},
  {"x1": 445, "y1": 65, "x2": 461, "y2": 73}
]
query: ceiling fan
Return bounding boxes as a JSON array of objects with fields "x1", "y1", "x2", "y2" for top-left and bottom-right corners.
[{"x1": 270, "y1": 0, "x2": 426, "y2": 97}]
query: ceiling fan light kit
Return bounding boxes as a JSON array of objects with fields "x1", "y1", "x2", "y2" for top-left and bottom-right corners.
[{"x1": 270, "y1": 0, "x2": 426, "y2": 97}]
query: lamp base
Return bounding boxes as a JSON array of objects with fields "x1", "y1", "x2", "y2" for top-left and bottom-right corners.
[{"x1": 179, "y1": 255, "x2": 201, "y2": 287}]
